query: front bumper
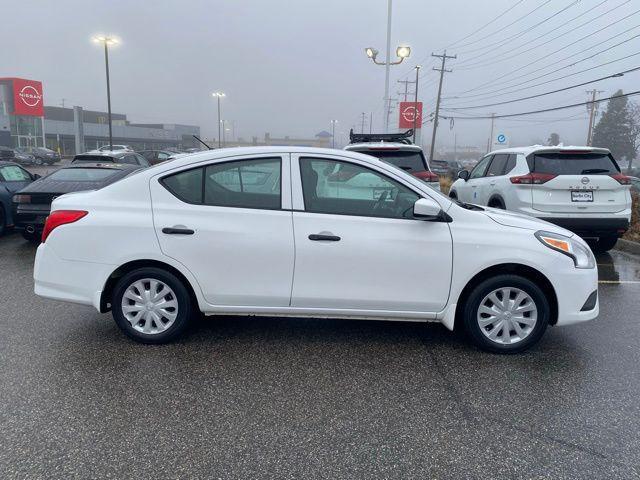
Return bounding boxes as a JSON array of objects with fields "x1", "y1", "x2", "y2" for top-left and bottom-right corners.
[{"x1": 549, "y1": 261, "x2": 599, "y2": 326}]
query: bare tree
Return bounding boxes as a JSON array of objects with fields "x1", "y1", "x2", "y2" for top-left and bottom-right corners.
[{"x1": 629, "y1": 101, "x2": 640, "y2": 173}]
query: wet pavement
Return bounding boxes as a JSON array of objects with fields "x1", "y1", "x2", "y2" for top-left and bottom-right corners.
[{"x1": 0, "y1": 233, "x2": 639, "y2": 479}]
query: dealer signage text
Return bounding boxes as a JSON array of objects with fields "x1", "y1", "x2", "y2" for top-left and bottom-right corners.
[
  {"x1": 399, "y1": 102, "x2": 423, "y2": 130},
  {"x1": 12, "y1": 78, "x2": 44, "y2": 117}
]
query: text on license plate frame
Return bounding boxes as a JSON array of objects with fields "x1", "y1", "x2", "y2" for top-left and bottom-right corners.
[{"x1": 571, "y1": 190, "x2": 593, "y2": 202}]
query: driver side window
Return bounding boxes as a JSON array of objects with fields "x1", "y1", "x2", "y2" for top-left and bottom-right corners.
[
  {"x1": 300, "y1": 157, "x2": 419, "y2": 219},
  {"x1": 469, "y1": 155, "x2": 493, "y2": 179}
]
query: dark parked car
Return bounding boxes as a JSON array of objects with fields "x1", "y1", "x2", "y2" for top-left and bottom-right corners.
[
  {"x1": 0, "y1": 146, "x2": 16, "y2": 161},
  {"x1": 15, "y1": 146, "x2": 61, "y2": 165},
  {"x1": 138, "y1": 150, "x2": 175, "y2": 165},
  {"x1": 13, "y1": 163, "x2": 142, "y2": 243},
  {"x1": 430, "y1": 159, "x2": 463, "y2": 178},
  {"x1": 12, "y1": 149, "x2": 36, "y2": 166},
  {"x1": 72, "y1": 152, "x2": 150, "y2": 167},
  {"x1": 0, "y1": 162, "x2": 37, "y2": 235}
]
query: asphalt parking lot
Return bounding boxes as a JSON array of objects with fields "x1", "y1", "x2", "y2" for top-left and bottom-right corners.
[{"x1": 1, "y1": 233, "x2": 639, "y2": 479}]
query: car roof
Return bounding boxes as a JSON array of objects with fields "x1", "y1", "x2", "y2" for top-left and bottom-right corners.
[
  {"x1": 0, "y1": 160, "x2": 21, "y2": 167},
  {"x1": 486, "y1": 145, "x2": 611, "y2": 157},
  {"x1": 345, "y1": 143, "x2": 423, "y2": 152}
]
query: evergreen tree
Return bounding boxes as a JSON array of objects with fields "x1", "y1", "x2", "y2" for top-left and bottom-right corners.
[{"x1": 591, "y1": 90, "x2": 636, "y2": 161}]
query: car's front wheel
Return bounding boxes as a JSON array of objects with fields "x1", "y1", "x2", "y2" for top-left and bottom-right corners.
[
  {"x1": 591, "y1": 236, "x2": 618, "y2": 253},
  {"x1": 462, "y1": 275, "x2": 549, "y2": 353},
  {"x1": 112, "y1": 267, "x2": 193, "y2": 344}
]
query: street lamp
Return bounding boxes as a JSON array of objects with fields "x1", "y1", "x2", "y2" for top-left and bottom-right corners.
[
  {"x1": 330, "y1": 120, "x2": 338, "y2": 148},
  {"x1": 92, "y1": 35, "x2": 120, "y2": 151},
  {"x1": 363, "y1": 1, "x2": 411, "y2": 132},
  {"x1": 212, "y1": 92, "x2": 226, "y2": 148}
]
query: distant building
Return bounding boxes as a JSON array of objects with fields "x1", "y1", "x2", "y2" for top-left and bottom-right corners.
[
  {"x1": 205, "y1": 131, "x2": 333, "y2": 149},
  {"x1": 0, "y1": 77, "x2": 200, "y2": 155}
]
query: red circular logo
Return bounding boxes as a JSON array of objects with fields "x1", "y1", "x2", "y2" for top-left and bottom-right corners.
[{"x1": 19, "y1": 85, "x2": 42, "y2": 107}]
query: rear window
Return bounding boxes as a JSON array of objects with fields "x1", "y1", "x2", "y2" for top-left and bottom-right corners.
[
  {"x1": 529, "y1": 153, "x2": 619, "y2": 175},
  {"x1": 47, "y1": 168, "x2": 119, "y2": 182},
  {"x1": 74, "y1": 155, "x2": 115, "y2": 163},
  {"x1": 356, "y1": 150, "x2": 427, "y2": 173}
]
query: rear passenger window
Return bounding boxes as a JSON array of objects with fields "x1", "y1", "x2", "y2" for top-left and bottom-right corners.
[
  {"x1": 162, "y1": 168, "x2": 204, "y2": 203},
  {"x1": 204, "y1": 158, "x2": 281, "y2": 209},
  {"x1": 486, "y1": 154, "x2": 509, "y2": 176},
  {"x1": 504, "y1": 154, "x2": 516, "y2": 174}
]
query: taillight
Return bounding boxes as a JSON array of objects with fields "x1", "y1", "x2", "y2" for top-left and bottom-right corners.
[
  {"x1": 610, "y1": 173, "x2": 631, "y2": 185},
  {"x1": 413, "y1": 171, "x2": 440, "y2": 182},
  {"x1": 510, "y1": 173, "x2": 557, "y2": 184},
  {"x1": 41, "y1": 210, "x2": 88, "y2": 243}
]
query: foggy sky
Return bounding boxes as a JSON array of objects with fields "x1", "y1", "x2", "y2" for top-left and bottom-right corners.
[{"x1": 2, "y1": 0, "x2": 639, "y2": 150}]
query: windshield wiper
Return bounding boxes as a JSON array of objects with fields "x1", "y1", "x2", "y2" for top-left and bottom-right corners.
[
  {"x1": 453, "y1": 199, "x2": 484, "y2": 211},
  {"x1": 581, "y1": 168, "x2": 609, "y2": 174}
]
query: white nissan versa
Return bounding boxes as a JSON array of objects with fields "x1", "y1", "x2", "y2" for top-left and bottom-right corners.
[{"x1": 33, "y1": 147, "x2": 598, "y2": 353}]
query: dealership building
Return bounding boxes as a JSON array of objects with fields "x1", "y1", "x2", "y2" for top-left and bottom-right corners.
[{"x1": 0, "y1": 77, "x2": 201, "y2": 154}]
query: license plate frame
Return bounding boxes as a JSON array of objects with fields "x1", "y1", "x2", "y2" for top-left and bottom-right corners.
[{"x1": 571, "y1": 190, "x2": 593, "y2": 202}]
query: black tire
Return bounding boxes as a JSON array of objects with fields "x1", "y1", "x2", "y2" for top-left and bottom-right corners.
[
  {"x1": 22, "y1": 230, "x2": 40, "y2": 244},
  {"x1": 591, "y1": 236, "x2": 618, "y2": 253},
  {"x1": 449, "y1": 190, "x2": 458, "y2": 200},
  {"x1": 462, "y1": 274, "x2": 550, "y2": 354},
  {"x1": 488, "y1": 198, "x2": 505, "y2": 209},
  {"x1": 112, "y1": 267, "x2": 193, "y2": 344}
]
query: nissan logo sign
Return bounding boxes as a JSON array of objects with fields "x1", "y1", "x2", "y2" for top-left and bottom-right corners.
[
  {"x1": 581, "y1": 176, "x2": 590, "y2": 185},
  {"x1": 18, "y1": 85, "x2": 42, "y2": 107}
]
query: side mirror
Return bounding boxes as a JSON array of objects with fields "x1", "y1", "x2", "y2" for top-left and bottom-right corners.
[
  {"x1": 32, "y1": 174, "x2": 41, "y2": 180},
  {"x1": 413, "y1": 197, "x2": 443, "y2": 220},
  {"x1": 457, "y1": 170, "x2": 469, "y2": 181}
]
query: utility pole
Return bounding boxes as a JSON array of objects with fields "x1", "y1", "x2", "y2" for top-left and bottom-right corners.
[
  {"x1": 385, "y1": 97, "x2": 398, "y2": 133},
  {"x1": 103, "y1": 42, "x2": 114, "y2": 151},
  {"x1": 383, "y1": 0, "x2": 393, "y2": 132},
  {"x1": 412, "y1": 65, "x2": 421, "y2": 144},
  {"x1": 586, "y1": 89, "x2": 604, "y2": 146},
  {"x1": 428, "y1": 51, "x2": 456, "y2": 162},
  {"x1": 487, "y1": 113, "x2": 496, "y2": 153},
  {"x1": 397, "y1": 79, "x2": 416, "y2": 101},
  {"x1": 330, "y1": 119, "x2": 338, "y2": 148},
  {"x1": 369, "y1": 112, "x2": 373, "y2": 133},
  {"x1": 361, "y1": 112, "x2": 367, "y2": 133}
]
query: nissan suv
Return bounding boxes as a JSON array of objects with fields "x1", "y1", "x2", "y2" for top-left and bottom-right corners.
[
  {"x1": 449, "y1": 146, "x2": 632, "y2": 252},
  {"x1": 344, "y1": 129, "x2": 440, "y2": 191}
]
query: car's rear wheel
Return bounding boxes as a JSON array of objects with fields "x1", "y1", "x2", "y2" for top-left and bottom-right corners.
[
  {"x1": 591, "y1": 236, "x2": 618, "y2": 253},
  {"x1": 449, "y1": 190, "x2": 457, "y2": 200},
  {"x1": 462, "y1": 275, "x2": 549, "y2": 354},
  {"x1": 112, "y1": 267, "x2": 192, "y2": 344},
  {"x1": 21, "y1": 230, "x2": 40, "y2": 244}
]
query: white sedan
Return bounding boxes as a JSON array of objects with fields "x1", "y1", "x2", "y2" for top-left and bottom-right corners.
[{"x1": 33, "y1": 147, "x2": 598, "y2": 353}]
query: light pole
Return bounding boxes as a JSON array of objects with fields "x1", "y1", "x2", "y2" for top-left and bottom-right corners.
[
  {"x1": 330, "y1": 120, "x2": 338, "y2": 148},
  {"x1": 212, "y1": 92, "x2": 225, "y2": 148},
  {"x1": 412, "y1": 65, "x2": 421, "y2": 144},
  {"x1": 92, "y1": 35, "x2": 119, "y2": 150},
  {"x1": 364, "y1": 1, "x2": 410, "y2": 132}
]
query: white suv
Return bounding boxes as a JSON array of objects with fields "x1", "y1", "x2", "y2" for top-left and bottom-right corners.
[
  {"x1": 449, "y1": 146, "x2": 632, "y2": 252},
  {"x1": 344, "y1": 131, "x2": 440, "y2": 191}
]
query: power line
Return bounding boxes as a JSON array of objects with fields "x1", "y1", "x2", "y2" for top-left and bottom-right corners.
[
  {"x1": 444, "y1": 51, "x2": 640, "y2": 104},
  {"x1": 454, "y1": 0, "x2": 554, "y2": 50},
  {"x1": 443, "y1": 66, "x2": 639, "y2": 110},
  {"x1": 455, "y1": 0, "x2": 580, "y2": 55},
  {"x1": 437, "y1": 90, "x2": 640, "y2": 120},
  {"x1": 452, "y1": 29, "x2": 640, "y2": 97},
  {"x1": 455, "y1": 1, "x2": 634, "y2": 69}
]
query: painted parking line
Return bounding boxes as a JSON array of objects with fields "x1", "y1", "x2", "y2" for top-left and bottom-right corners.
[{"x1": 598, "y1": 280, "x2": 640, "y2": 284}]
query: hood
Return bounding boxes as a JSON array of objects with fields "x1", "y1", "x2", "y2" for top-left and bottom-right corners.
[{"x1": 481, "y1": 207, "x2": 573, "y2": 236}]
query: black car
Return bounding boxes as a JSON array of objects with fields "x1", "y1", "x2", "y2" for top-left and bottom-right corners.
[
  {"x1": 15, "y1": 146, "x2": 61, "y2": 165},
  {"x1": 138, "y1": 150, "x2": 176, "y2": 165},
  {"x1": 72, "y1": 152, "x2": 150, "y2": 167},
  {"x1": 13, "y1": 163, "x2": 142, "y2": 242},
  {"x1": 0, "y1": 146, "x2": 16, "y2": 161},
  {"x1": 0, "y1": 162, "x2": 37, "y2": 235}
]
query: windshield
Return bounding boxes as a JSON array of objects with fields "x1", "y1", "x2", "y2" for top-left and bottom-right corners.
[
  {"x1": 47, "y1": 168, "x2": 119, "y2": 182},
  {"x1": 530, "y1": 152, "x2": 619, "y2": 175},
  {"x1": 357, "y1": 150, "x2": 427, "y2": 173}
]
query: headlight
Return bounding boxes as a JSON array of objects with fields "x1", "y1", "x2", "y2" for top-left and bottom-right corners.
[{"x1": 535, "y1": 231, "x2": 595, "y2": 269}]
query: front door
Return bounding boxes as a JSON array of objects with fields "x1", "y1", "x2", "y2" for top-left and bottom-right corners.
[
  {"x1": 460, "y1": 154, "x2": 493, "y2": 203},
  {"x1": 150, "y1": 154, "x2": 295, "y2": 307},
  {"x1": 290, "y1": 154, "x2": 453, "y2": 313}
]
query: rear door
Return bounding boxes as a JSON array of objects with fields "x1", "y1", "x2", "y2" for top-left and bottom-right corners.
[
  {"x1": 530, "y1": 152, "x2": 629, "y2": 213},
  {"x1": 150, "y1": 154, "x2": 295, "y2": 307}
]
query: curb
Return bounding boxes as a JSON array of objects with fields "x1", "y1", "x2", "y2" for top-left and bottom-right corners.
[{"x1": 615, "y1": 238, "x2": 640, "y2": 256}]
